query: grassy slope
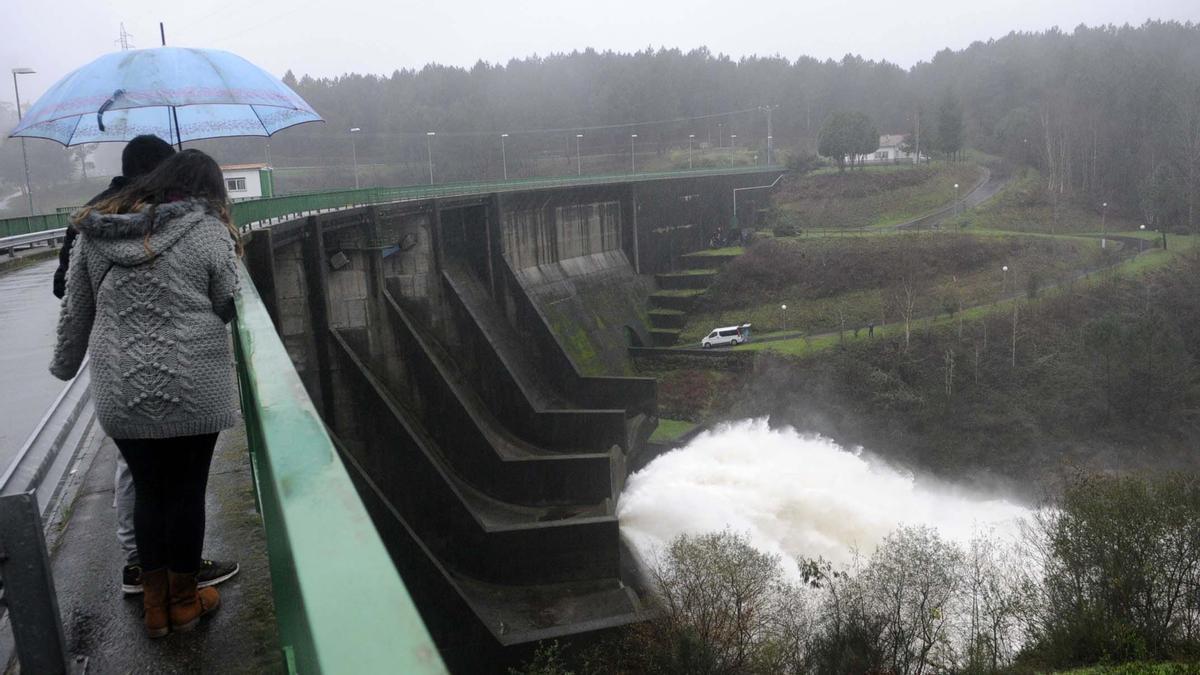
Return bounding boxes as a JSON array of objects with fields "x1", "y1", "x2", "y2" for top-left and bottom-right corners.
[
  {"x1": 948, "y1": 167, "x2": 1141, "y2": 234},
  {"x1": 772, "y1": 162, "x2": 983, "y2": 231},
  {"x1": 648, "y1": 418, "x2": 698, "y2": 443},
  {"x1": 737, "y1": 235, "x2": 1196, "y2": 356},
  {"x1": 716, "y1": 250, "x2": 1200, "y2": 497},
  {"x1": 680, "y1": 233, "x2": 1105, "y2": 342},
  {"x1": 1056, "y1": 663, "x2": 1200, "y2": 674},
  {"x1": 639, "y1": 161, "x2": 1200, "y2": 490}
]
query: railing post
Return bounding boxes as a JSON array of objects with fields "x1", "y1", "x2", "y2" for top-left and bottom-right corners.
[{"x1": 0, "y1": 492, "x2": 82, "y2": 674}]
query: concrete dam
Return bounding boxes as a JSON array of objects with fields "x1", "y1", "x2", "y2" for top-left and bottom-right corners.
[{"x1": 236, "y1": 170, "x2": 781, "y2": 667}]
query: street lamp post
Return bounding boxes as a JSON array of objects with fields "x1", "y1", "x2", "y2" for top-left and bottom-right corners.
[
  {"x1": 1002, "y1": 265, "x2": 1009, "y2": 296},
  {"x1": 349, "y1": 127, "x2": 361, "y2": 189},
  {"x1": 630, "y1": 134, "x2": 637, "y2": 173},
  {"x1": 501, "y1": 133, "x2": 509, "y2": 180},
  {"x1": 426, "y1": 132, "x2": 436, "y2": 185},
  {"x1": 759, "y1": 104, "x2": 777, "y2": 165},
  {"x1": 1139, "y1": 223, "x2": 1146, "y2": 253},
  {"x1": 780, "y1": 304, "x2": 787, "y2": 331},
  {"x1": 12, "y1": 67, "x2": 36, "y2": 216},
  {"x1": 954, "y1": 183, "x2": 960, "y2": 216},
  {"x1": 1101, "y1": 201, "x2": 1108, "y2": 249},
  {"x1": 730, "y1": 134, "x2": 737, "y2": 165},
  {"x1": 688, "y1": 134, "x2": 695, "y2": 170},
  {"x1": 575, "y1": 133, "x2": 583, "y2": 176}
]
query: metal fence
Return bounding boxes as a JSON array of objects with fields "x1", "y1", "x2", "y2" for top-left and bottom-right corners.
[
  {"x1": 232, "y1": 264, "x2": 446, "y2": 674},
  {"x1": 2, "y1": 165, "x2": 782, "y2": 237},
  {"x1": 0, "y1": 213, "x2": 73, "y2": 238}
]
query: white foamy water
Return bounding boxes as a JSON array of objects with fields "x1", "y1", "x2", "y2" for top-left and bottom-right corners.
[{"x1": 619, "y1": 418, "x2": 1029, "y2": 572}]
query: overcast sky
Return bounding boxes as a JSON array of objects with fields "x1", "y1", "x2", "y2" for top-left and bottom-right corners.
[{"x1": 3, "y1": 0, "x2": 1197, "y2": 107}]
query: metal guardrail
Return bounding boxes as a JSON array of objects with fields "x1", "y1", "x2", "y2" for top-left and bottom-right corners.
[
  {"x1": 232, "y1": 165, "x2": 781, "y2": 229},
  {"x1": 0, "y1": 213, "x2": 72, "y2": 239},
  {"x1": 231, "y1": 264, "x2": 446, "y2": 674},
  {"x1": 2, "y1": 165, "x2": 783, "y2": 237},
  {"x1": 0, "y1": 228, "x2": 67, "y2": 256},
  {"x1": 0, "y1": 360, "x2": 94, "y2": 674},
  {"x1": 0, "y1": 357, "x2": 94, "y2": 515}
]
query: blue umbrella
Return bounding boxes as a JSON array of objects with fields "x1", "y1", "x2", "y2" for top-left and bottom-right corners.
[{"x1": 8, "y1": 47, "x2": 322, "y2": 147}]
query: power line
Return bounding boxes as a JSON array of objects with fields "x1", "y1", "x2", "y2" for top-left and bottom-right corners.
[
  {"x1": 290, "y1": 106, "x2": 767, "y2": 140},
  {"x1": 116, "y1": 23, "x2": 134, "y2": 50}
]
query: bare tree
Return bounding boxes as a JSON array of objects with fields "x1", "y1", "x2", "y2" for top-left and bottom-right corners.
[
  {"x1": 644, "y1": 530, "x2": 798, "y2": 674},
  {"x1": 864, "y1": 526, "x2": 964, "y2": 675},
  {"x1": 1011, "y1": 303, "x2": 1019, "y2": 369},
  {"x1": 897, "y1": 279, "x2": 918, "y2": 352},
  {"x1": 944, "y1": 348, "x2": 956, "y2": 399}
]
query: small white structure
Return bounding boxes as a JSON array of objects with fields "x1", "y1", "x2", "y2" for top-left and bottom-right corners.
[
  {"x1": 220, "y1": 163, "x2": 274, "y2": 200},
  {"x1": 849, "y1": 134, "x2": 926, "y2": 165}
]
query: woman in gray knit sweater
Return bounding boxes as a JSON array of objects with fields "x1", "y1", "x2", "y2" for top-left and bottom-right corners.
[{"x1": 50, "y1": 149, "x2": 241, "y2": 638}]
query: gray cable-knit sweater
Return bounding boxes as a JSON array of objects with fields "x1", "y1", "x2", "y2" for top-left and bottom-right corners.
[{"x1": 50, "y1": 199, "x2": 241, "y2": 440}]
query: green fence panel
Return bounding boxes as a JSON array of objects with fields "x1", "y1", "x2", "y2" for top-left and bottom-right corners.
[
  {"x1": 6, "y1": 165, "x2": 782, "y2": 237},
  {"x1": 233, "y1": 264, "x2": 446, "y2": 675}
]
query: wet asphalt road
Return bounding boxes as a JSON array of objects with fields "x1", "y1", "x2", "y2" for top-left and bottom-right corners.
[{"x1": 0, "y1": 257, "x2": 65, "y2": 465}]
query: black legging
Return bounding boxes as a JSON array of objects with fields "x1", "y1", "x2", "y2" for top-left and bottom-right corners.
[{"x1": 114, "y1": 433, "x2": 218, "y2": 573}]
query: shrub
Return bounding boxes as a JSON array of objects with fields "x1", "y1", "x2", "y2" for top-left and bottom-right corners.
[{"x1": 1021, "y1": 472, "x2": 1200, "y2": 668}]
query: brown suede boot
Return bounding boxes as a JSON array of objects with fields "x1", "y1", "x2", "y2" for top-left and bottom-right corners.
[
  {"x1": 142, "y1": 568, "x2": 170, "y2": 638},
  {"x1": 168, "y1": 570, "x2": 220, "y2": 632}
]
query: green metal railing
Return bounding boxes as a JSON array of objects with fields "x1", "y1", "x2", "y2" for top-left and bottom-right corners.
[
  {"x1": 2, "y1": 165, "x2": 782, "y2": 237},
  {"x1": 0, "y1": 212, "x2": 73, "y2": 237},
  {"x1": 232, "y1": 264, "x2": 446, "y2": 674}
]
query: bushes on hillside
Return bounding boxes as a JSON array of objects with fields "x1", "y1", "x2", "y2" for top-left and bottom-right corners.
[
  {"x1": 776, "y1": 166, "x2": 940, "y2": 201},
  {"x1": 719, "y1": 251, "x2": 1200, "y2": 484},
  {"x1": 514, "y1": 472, "x2": 1200, "y2": 674},
  {"x1": 1022, "y1": 472, "x2": 1200, "y2": 668},
  {"x1": 705, "y1": 236, "x2": 1018, "y2": 310}
]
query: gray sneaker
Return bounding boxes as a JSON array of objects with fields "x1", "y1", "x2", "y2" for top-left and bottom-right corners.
[
  {"x1": 121, "y1": 558, "x2": 239, "y2": 595},
  {"x1": 197, "y1": 558, "x2": 239, "y2": 589}
]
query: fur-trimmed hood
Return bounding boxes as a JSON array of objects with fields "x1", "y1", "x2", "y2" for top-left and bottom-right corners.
[{"x1": 74, "y1": 199, "x2": 220, "y2": 267}]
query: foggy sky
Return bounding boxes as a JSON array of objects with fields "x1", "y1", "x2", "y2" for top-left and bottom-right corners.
[{"x1": 2, "y1": 0, "x2": 1197, "y2": 108}]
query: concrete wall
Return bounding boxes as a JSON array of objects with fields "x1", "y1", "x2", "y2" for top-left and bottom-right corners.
[
  {"x1": 512, "y1": 250, "x2": 653, "y2": 376},
  {"x1": 500, "y1": 188, "x2": 624, "y2": 268}
]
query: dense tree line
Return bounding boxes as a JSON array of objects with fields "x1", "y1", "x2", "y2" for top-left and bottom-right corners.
[
  {"x1": 261, "y1": 21, "x2": 1200, "y2": 227},
  {"x1": 3, "y1": 21, "x2": 1199, "y2": 224}
]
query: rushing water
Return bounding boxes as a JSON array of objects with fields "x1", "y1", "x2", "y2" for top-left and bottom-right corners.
[{"x1": 618, "y1": 418, "x2": 1029, "y2": 573}]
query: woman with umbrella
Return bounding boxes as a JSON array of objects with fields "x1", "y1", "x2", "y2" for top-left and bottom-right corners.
[
  {"x1": 12, "y1": 45, "x2": 322, "y2": 639},
  {"x1": 50, "y1": 148, "x2": 241, "y2": 638}
]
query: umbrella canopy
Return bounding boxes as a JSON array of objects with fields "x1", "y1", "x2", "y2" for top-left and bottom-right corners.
[{"x1": 9, "y1": 47, "x2": 322, "y2": 146}]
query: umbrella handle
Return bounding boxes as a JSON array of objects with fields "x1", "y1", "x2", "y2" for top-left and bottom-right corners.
[{"x1": 96, "y1": 89, "x2": 125, "y2": 132}]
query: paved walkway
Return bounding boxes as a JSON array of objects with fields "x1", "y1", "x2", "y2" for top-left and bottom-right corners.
[{"x1": 48, "y1": 424, "x2": 282, "y2": 674}]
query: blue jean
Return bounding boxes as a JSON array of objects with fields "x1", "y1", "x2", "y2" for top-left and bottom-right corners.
[{"x1": 114, "y1": 452, "x2": 138, "y2": 565}]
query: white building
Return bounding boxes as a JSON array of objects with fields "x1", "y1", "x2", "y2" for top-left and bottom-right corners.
[
  {"x1": 847, "y1": 134, "x2": 926, "y2": 165},
  {"x1": 868, "y1": 134, "x2": 925, "y2": 163},
  {"x1": 220, "y1": 163, "x2": 275, "y2": 200}
]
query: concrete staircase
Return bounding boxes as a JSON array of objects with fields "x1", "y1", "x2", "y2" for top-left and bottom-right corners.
[{"x1": 646, "y1": 251, "x2": 742, "y2": 346}]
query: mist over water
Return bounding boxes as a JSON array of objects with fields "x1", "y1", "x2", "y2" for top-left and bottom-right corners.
[{"x1": 618, "y1": 419, "x2": 1029, "y2": 573}]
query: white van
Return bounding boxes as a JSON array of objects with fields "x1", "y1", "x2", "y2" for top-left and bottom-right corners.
[{"x1": 701, "y1": 324, "x2": 752, "y2": 349}]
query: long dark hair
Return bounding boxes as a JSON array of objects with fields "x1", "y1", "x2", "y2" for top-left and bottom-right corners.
[{"x1": 74, "y1": 148, "x2": 241, "y2": 255}]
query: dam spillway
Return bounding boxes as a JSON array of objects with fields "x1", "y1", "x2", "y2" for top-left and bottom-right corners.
[{"x1": 238, "y1": 170, "x2": 781, "y2": 668}]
